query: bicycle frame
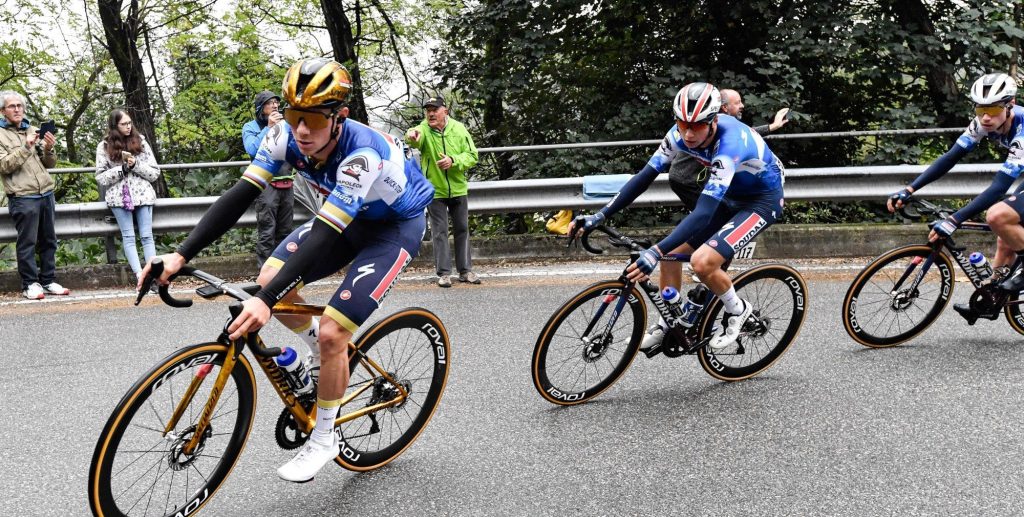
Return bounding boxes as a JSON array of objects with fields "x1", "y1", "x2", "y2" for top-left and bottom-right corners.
[{"x1": 169, "y1": 301, "x2": 410, "y2": 455}]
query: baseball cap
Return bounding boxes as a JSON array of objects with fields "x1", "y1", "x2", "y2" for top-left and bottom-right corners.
[{"x1": 423, "y1": 95, "x2": 446, "y2": 109}]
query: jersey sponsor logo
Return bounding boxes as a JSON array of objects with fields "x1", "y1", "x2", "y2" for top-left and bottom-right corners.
[
  {"x1": 286, "y1": 242, "x2": 298, "y2": 253},
  {"x1": 340, "y1": 155, "x2": 369, "y2": 180},
  {"x1": 352, "y1": 264, "x2": 376, "y2": 285},
  {"x1": 370, "y1": 248, "x2": 412, "y2": 305},
  {"x1": 339, "y1": 290, "x2": 352, "y2": 300},
  {"x1": 1009, "y1": 140, "x2": 1024, "y2": 161},
  {"x1": 709, "y1": 239, "x2": 719, "y2": 247},
  {"x1": 724, "y1": 213, "x2": 767, "y2": 249},
  {"x1": 384, "y1": 175, "x2": 403, "y2": 194},
  {"x1": 339, "y1": 179, "x2": 360, "y2": 189},
  {"x1": 336, "y1": 193, "x2": 355, "y2": 205}
]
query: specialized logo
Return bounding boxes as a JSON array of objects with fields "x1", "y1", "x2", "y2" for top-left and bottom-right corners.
[
  {"x1": 717, "y1": 222, "x2": 736, "y2": 236},
  {"x1": 370, "y1": 249, "x2": 413, "y2": 305},
  {"x1": 339, "y1": 290, "x2": 351, "y2": 300},
  {"x1": 340, "y1": 155, "x2": 369, "y2": 180},
  {"x1": 723, "y1": 213, "x2": 766, "y2": 250},
  {"x1": 351, "y1": 264, "x2": 376, "y2": 285}
]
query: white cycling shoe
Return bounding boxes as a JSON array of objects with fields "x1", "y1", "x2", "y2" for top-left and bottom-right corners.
[
  {"x1": 709, "y1": 299, "x2": 753, "y2": 351},
  {"x1": 277, "y1": 433, "x2": 339, "y2": 483},
  {"x1": 640, "y1": 324, "x2": 667, "y2": 352}
]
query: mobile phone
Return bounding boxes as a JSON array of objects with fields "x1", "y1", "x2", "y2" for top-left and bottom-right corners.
[
  {"x1": 121, "y1": 151, "x2": 133, "y2": 161},
  {"x1": 36, "y1": 119, "x2": 56, "y2": 137}
]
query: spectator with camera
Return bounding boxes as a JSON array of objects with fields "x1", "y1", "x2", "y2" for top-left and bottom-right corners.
[
  {"x1": 95, "y1": 108, "x2": 161, "y2": 284},
  {"x1": 0, "y1": 90, "x2": 70, "y2": 299},
  {"x1": 243, "y1": 90, "x2": 295, "y2": 267}
]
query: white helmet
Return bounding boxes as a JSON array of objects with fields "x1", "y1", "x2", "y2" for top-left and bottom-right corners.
[
  {"x1": 970, "y1": 73, "x2": 1017, "y2": 105},
  {"x1": 673, "y1": 82, "x2": 721, "y2": 123}
]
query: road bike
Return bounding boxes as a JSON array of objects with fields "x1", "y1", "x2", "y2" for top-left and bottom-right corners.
[
  {"x1": 88, "y1": 259, "x2": 450, "y2": 516},
  {"x1": 842, "y1": 198, "x2": 1024, "y2": 347},
  {"x1": 531, "y1": 224, "x2": 808, "y2": 405}
]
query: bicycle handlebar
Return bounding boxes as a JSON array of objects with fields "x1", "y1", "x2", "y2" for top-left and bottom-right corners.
[
  {"x1": 228, "y1": 302, "x2": 282, "y2": 358},
  {"x1": 898, "y1": 198, "x2": 955, "y2": 220},
  {"x1": 571, "y1": 223, "x2": 646, "y2": 255}
]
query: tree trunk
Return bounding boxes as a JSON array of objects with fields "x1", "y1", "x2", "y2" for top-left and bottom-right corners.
[
  {"x1": 481, "y1": 21, "x2": 526, "y2": 233},
  {"x1": 64, "y1": 63, "x2": 105, "y2": 164},
  {"x1": 886, "y1": 0, "x2": 961, "y2": 127},
  {"x1": 96, "y1": 0, "x2": 168, "y2": 196},
  {"x1": 320, "y1": 0, "x2": 368, "y2": 124}
]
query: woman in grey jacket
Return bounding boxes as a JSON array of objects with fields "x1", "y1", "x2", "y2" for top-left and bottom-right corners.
[{"x1": 95, "y1": 109, "x2": 161, "y2": 280}]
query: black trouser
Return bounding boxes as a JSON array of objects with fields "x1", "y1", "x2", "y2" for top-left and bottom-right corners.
[
  {"x1": 255, "y1": 186, "x2": 294, "y2": 267},
  {"x1": 428, "y1": 196, "x2": 472, "y2": 276},
  {"x1": 9, "y1": 193, "x2": 58, "y2": 289}
]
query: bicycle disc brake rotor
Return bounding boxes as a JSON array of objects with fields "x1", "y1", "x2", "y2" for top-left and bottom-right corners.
[
  {"x1": 890, "y1": 288, "x2": 918, "y2": 311},
  {"x1": 275, "y1": 395, "x2": 315, "y2": 450},
  {"x1": 167, "y1": 424, "x2": 212, "y2": 471},
  {"x1": 581, "y1": 333, "x2": 613, "y2": 363}
]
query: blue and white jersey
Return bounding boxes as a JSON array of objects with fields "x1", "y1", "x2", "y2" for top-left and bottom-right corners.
[
  {"x1": 954, "y1": 105, "x2": 1024, "y2": 178},
  {"x1": 647, "y1": 115, "x2": 784, "y2": 200},
  {"x1": 244, "y1": 119, "x2": 434, "y2": 234}
]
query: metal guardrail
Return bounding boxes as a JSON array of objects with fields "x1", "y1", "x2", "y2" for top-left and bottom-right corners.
[{"x1": 0, "y1": 163, "x2": 1005, "y2": 242}]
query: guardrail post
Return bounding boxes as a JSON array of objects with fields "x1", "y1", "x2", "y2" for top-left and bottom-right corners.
[{"x1": 105, "y1": 236, "x2": 118, "y2": 264}]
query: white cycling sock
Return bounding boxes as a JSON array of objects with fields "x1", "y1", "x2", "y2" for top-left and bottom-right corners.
[
  {"x1": 311, "y1": 397, "x2": 341, "y2": 445},
  {"x1": 292, "y1": 317, "x2": 320, "y2": 361},
  {"x1": 719, "y1": 287, "x2": 744, "y2": 315}
]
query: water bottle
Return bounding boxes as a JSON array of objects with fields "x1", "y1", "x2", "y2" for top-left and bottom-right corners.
[
  {"x1": 970, "y1": 252, "x2": 993, "y2": 281},
  {"x1": 679, "y1": 285, "x2": 708, "y2": 328},
  {"x1": 275, "y1": 347, "x2": 314, "y2": 395},
  {"x1": 661, "y1": 286, "x2": 685, "y2": 320}
]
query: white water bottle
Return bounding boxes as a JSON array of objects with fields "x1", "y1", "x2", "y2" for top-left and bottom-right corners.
[
  {"x1": 275, "y1": 347, "x2": 313, "y2": 395},
  {"x1": 970, "y1": 252, "x2": 993, "y2": 281}
]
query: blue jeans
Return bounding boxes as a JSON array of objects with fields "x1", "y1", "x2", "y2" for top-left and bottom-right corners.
[
  {"x1": 9, "y1": 193, "x2": 58, "y2": 289},
  {"x1": 111, "y1": 205, "x2": 156, "y2": 277}
]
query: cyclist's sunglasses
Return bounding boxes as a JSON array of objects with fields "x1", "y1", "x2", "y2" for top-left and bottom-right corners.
[
  {"x1": 283, "y1": 107, "x2": 336, "y2": 130},
  {"x1": 675, "y1": 118, "x2": 711, "y2": 132},
  {"x1": 975, "y1": 103, "x2": 1010, "y2": 118}
]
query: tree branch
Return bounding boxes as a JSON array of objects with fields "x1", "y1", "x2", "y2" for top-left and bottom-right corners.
[
  {"x1": 367, "y1": 0, "x2": 411, "y2": 100},
  {"x1": 253, "y1": 2, "x2": 328, "y2": 31}
]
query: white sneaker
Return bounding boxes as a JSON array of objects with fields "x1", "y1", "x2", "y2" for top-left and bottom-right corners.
[
  {"x1": 640, "y1": 324, "x2": 666, "y2": 351},
  {"x1": 43, "y1": 282, "x2": 70, "y2": 295},
  {"x1": 277, "y1": 433, "x2": 339, "y2": 483},
  {"x1": 709, "y1": 299, "x2": 753, "y2": 351},
  {"x1": 23, "y1": 282, "x2": 44, "y2": 300}
]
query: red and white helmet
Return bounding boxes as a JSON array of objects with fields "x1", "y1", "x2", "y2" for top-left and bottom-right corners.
[
  {"x1": 673, "y1": 82, "x2": 722, "y2": 123},
  {"x1": 970, "y1": 73, "x2": 1017, "y2": 105}
]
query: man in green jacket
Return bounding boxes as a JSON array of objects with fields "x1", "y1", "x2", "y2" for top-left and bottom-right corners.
[{"x1": 406, "y1": 95, "x2": 480, "y2": 287}]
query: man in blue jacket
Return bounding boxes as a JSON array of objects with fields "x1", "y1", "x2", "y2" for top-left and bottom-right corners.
[{"x1": 243, "y1": 90, "x2": 294, "y2": 266}]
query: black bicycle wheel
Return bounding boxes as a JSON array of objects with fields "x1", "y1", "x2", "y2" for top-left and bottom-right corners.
[
  {"x1": 334, "y1": 308, "x2": 450, "y2": 472},
  {"x1": 842, "y1": 244, "x2": 955, "y2": 347},
  {"x1": 89, "y1": 343, "x2": 257, "y2": 517},
  {"x1": 532, "y1": 280, "x2": 647, "y2": 405},
  {"x1": 695, "y1": 264, "x2": 808, "y2": 381},
  {"x1": 1004, "y1": 291, "x2": 1024, "y2": 337}
]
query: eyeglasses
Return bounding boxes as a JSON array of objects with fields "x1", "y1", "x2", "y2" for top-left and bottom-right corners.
[
  {"x1": 675, "y1": 119, "x2": 711, "y2": 132},
  {"x1": 283, "y1": 108, "x2": 335, "y2": 130},
  {"x1": 975, "y1": 104, "x2": 1009, "y2": 118},
  {"x1": 4, "y1": 103, "x2": 24, "y2": 111},
  {"x1": 118, "y1": 121, "x2": 133, "y2": 127}
]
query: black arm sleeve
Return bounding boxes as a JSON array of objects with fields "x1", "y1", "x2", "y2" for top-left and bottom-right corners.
[
  {"x1": 908, "y1": 145, "x2": 970, "y2": 191},
  {"x1": 952, "y1": 172, "x2": 1015, "y2": 223},
  {"x1": 752, "y1": 124, "x2": 770, "y2": 135},
  {"x1": 598, "y1": 164, "x2": 660, "y2": 218},
  {"x1": 255, "y1": 217, "x2": 338, "y2": 308},
  {"x1": 176, "y1": 179, "x2": 263, "y2": 261}
]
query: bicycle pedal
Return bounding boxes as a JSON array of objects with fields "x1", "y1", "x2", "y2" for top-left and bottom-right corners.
[{"x1": 640, "y1": 344, "x2": 663, "y2": 359}]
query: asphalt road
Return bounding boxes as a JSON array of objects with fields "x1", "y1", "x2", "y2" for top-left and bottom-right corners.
[{"x1": 3, "y1": 262, "x2": 1024, "y2": 516}]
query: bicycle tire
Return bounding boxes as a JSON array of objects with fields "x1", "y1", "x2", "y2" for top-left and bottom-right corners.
[
  {"x1": 1004, "y1": 292, "x2": 1024, "y2": 337},
  {"x1": 695, "y1": 263, "x2": 808, "y2": 381},
  {"x1": 89, "y1": 342, "x2": 257, "y2": 517},
  {"x1": 333, "y1": 308, "x2": 450, "y2": 472},
  {"x1": 841, "y1": 245, "x2": 955, "y2": 348},
  {"x1": 532, "y1": 280, "x2": 647, "y2": 405}
]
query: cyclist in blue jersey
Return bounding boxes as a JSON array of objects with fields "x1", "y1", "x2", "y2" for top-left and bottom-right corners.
[
  {"x1": 139, "y1": 58, "x2": 434, "y2": 483},
  {"x1": 887, "y1": 73, "x2": 1024, "y2": 317},
  {"x1": 570, "y1": 82, "x2": 785, "y2": 351}
]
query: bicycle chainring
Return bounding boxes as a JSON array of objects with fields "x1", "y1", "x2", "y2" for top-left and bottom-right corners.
[
  {"x1": 661, "y1": 327, "x2": 693, "y2": 358},
  {"x1": 969, "y1": 284, "x2": 1009, "y2": 315},
  {"x1": 274, "y1": 395, "x2": 316, "y2": 450}
]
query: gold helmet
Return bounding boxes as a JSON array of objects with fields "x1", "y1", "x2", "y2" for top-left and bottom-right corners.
[{"x1": 282, "y1": 58, "x2": 353, "y2": 109}]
